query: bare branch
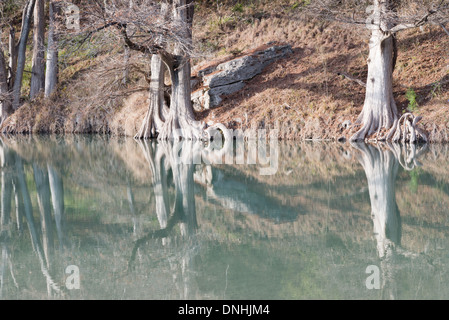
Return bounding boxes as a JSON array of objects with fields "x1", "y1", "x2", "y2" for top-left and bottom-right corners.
[
  {"x1": 336, "y1": 72, "x2": 366, "y2": 88},
  {"x1": 440, "y1": 23, "x2": 449, "y2": 36},
  {"x1": 389, "y1": 8, "x2": 440, "y2": 33}
]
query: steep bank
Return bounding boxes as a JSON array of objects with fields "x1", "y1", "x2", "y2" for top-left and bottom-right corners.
[{"x1": 1, "y1": 2, "x2": 448, "y2": 141}]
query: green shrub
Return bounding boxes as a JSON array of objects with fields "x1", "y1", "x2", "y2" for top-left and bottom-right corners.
[
  {"x1": 232, "y1": 2, "x2": 244, "y2": 13},
  {"x1": 405, "y1": 88, "x2": 418, "y2": 112}
]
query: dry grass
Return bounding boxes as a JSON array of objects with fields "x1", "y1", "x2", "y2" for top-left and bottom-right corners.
[
  {"x1": 1, "y1": 1, "x2": 448, "y2": 141},
  {"x1": 195, "y1": 10, "x2": 448, "y2": 141}
]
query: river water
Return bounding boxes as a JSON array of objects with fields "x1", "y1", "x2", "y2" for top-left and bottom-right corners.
[{"x1": 0, "y1": 135, "x2": 449, "y2": 300}]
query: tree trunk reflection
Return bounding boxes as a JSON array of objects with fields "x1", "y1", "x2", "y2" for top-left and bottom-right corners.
[{"x1": 353, "y1": 142, "x2": 427, "y2": 299}]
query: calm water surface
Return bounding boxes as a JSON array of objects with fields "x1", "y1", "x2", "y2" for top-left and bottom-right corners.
[{"x1": 0, "y1": 136, "x2": 449, "y2": 300}]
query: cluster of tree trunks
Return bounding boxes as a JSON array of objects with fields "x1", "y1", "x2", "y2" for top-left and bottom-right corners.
[
  {"x1": 131, "y1": 0, "x2": 205, "y2": 140},
  {"x1": 2, "y1": 0, "x2": 447, "y2": 141},
  {"x1": 0, "y1": 0, "x2": 59, "y2": 126}
]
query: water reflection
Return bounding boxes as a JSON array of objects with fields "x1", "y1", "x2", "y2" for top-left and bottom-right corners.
[
  {"x1": 0, "y1": 135, "x2": 448, "y2": 299},
  {"x1": 1, "y1": 138, "x2": 66, "y2": 298},
  {"x1": 128, "y1": 140, "x2": 199, "y2": 299},
  {"x1": 353, "y1": 143, "x2": 428, "y2": 299}
]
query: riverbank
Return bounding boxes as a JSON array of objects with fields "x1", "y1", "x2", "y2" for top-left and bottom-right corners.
[{"x1": 1, "y1": 2, "x2": 448, "y2": 142}]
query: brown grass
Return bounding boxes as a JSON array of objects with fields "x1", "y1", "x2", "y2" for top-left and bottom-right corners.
[{"x1": 1, "y1": 1, "x2": 448, "y2": 141}]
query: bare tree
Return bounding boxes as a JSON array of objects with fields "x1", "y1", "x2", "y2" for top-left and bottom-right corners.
[
  {"x1": 309, "y1": 0, "x2": 449, "y2": 142},
  {"x1": 0, "y1": 0, "x2": 37, "y2": 120},
  {"x1": 30, "y1": 0, "x2": 45, "y2": 99},
  {"x1": 0, "y1": 48, "x2": 11, "y2": 125},
  {"x1": 44, "y1": 0, "x2": 59, "y2": 98},
  {"x1": 12, "y1": 0, "x2": 37, "y2": 110},
  {"x1": 75, "y1": 0, "x2": 216, "y2": 140},
  {"x1": 0, "y1": 1, "x2": 23, "y2": 124}
]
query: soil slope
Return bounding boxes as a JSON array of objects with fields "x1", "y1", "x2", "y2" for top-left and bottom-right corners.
[{"x1": 1, "y1": 2, "x2": 448, "y2": 141}]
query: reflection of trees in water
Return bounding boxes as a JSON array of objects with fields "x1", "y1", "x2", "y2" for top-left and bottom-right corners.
[
  {"x1": 2, "y1": 136, "x2": 449, "y2": 299},
  {"x1": 129, "y1": 140, "x2": 200, "y2": 299},
  {"x1": 353, "y1": 142, "x2": 428, "y2": 300},
  {"x1": 0, "y1": 139, "x2": 66, "y2": 298}
]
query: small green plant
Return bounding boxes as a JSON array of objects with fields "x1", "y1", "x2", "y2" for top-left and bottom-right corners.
[
  {"x1": 291, "y1": 1, "x2": 300, "y2": 9},
  {"x1": 232, "y1": 3, "x2": 244, "y2": 13},
  {"x1": 405, "y1": 88, "x2": 418, "y2": 112},
  {"x1": 291, "y1": 0, "x2": 311, "y2": 10}
]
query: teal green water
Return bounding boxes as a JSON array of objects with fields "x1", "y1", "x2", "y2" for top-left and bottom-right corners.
[{"x1": 0, "y1": 136, "x2": 448, "y2": 300}]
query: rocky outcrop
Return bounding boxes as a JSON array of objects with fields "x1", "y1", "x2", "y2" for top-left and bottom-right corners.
[{"x1": 192, "y1": 43, "x2": 293, "y2": 111}]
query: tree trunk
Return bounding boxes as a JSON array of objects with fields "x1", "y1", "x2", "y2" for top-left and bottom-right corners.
[
  {"x1": 351, "y1": 30, "x2": 398, "y2": 141},
  {"x1": 158, "y1": 0, "x2": 204, "y2": 141},
  {"x1": 45, "y1": 0, "x2": 58, "y2": 98},
  {"x1": 351, "y1": 0, "x2": 397, "y2": 141},
  {"x1": 350, "y1": 0, "x2": 426, "y2": 143},
  {"x1": 12, "y1": 0, "x2": 37, "y2": 110},
  {"x1": 135, "y1": 54, "x2": 167, "y2": 139},
  {"x1": 0, "y1": 49, "x2": 12, "y2": 125},
  {"x1": 8, "y1": 28, "x2": 17, "y2": 89},
  {"x1": 30, "y1": 0, "x2": 46, "y2": 99}
]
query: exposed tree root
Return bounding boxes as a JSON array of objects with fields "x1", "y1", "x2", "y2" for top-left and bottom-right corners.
[
  {"x1": 350, "y1": 112, "x2": 427, "y2": 143},
  {"x1": 156, "y1": 112, "x2": 206, "y2": 141},
  {"x1": 134, "y1": 105, "x2": 159, "y2": 140},
  {"x1": 387, "y1": 113, "x2": 427, "y2": 144}
]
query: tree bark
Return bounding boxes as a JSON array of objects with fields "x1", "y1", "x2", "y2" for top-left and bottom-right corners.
[
  {"x1": 0, "y1": 49, "x2": 12, "y2": 125},
  {"x1": 8, "y1": 28, "x2": 17, "y2": 89},
  {"x1": 350, "y1": 0, "x2": 426, "y2": 143},
  {"x1": 12, "y1": 0, "x2": 37, "y2": 110},
  {"x1": 135, "y1": 54, "x2": 167, "y2": 139},
  {"x1": 45, "y1": 0, "x2": 59, "y2": 98},
  {"x1": 351, "y1": 0, "x2": 397, "y2": 141},
  {"x1": 30, "y1": 0, "x2": 46, "y2": 99},
  {"x1": 158, "y1": 0, "x2": 203, "y2": 141},
  {"x1": 351, "y1": 30, "x2": 397, "y2": 141}
]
